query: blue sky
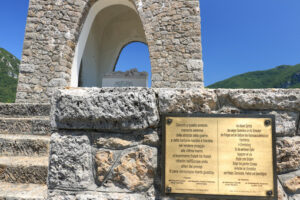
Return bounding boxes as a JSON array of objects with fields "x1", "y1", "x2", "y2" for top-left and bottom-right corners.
[
  {"x1": 201, "y1": 0, "x2": 300, "y2": 85},
  {"x1": 0, "y1": 0, "x2": 29, "y2": 58},
  {"x1": 0, "y1": 0, "x2": 300, "y2": 86}
]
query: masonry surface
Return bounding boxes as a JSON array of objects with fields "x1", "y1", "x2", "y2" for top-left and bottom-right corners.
[
  {"x1": 48, "y1": 87, "x2": 300, "y2": 200},
  {"x1": 7, "y1": 0, "x2": 300, "y2": 199},
  {"x1": 16, "y1": 0, "x2": 203, "y2": 103}
]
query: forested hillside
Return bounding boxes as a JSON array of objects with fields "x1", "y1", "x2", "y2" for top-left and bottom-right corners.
[
  {"x1": 208, "y1": 64, "x2": 300, "y2": 89},
  {"x1": 0, "y1": 48, "x2": 20, "y2": 103}
]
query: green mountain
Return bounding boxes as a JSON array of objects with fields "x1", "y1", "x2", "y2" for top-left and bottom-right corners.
[
  {"x1": 0, "y1": 48, "x2": 20, "y2": 103},
  {"x1": 207, "y1": 64, "x2": 300, "y2": 89}
]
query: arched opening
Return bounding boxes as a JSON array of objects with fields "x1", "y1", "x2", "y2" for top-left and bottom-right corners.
[
  {"x1": 114, "y1": 42, "x2": 151, "y2": 87},
  {"x1": 71, "y1": 0, "x2": 147, "y2": 87}
]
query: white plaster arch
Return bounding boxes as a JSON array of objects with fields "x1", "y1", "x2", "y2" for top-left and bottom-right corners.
[{"x1": 70, "y1": 0, "x2": 146, "y2": 87}]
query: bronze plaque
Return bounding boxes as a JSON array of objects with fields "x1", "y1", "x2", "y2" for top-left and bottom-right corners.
[{"x1": 163, "y1": 115, "x2": 277, "y2": 199}]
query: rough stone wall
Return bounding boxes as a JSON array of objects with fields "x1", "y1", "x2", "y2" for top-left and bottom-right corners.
[
  {"x1": 49, "y1": 88, "x2": 300, "y2": 199},
  {"x1": 16, "y1": 0, "x2": 203, "y2": 103}
]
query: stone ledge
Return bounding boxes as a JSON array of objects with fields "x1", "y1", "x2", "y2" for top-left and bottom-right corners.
[
  {"x1": 48, "y1": 132, "x2": 94, "y2": 190},
  {"x1": 0, "y1": 156, "x2": 48, "y2": 184},
  {"x1": 0, "y1": 182, "x2": 47, "y2": 200},
  {"x1": 0, "y1": 103, "x2": 50, "y2": 117},
  {"x1": 51, "y1": 88, "x2": 300, "y2": 133},
  {"x1": 279, "y1": 169, "x2": 300, "y2": 195},
  {"x1": 216, "y1": 89, "x2": 300, "y2": 111},
  {"x1": 156, "y1": 88, "x2": 217, "y2": 114},
  {"x1": 0, "y1": 134, "x2": 50, "y2": 156},
  {"x1": 51, "y1": 88, "x2": 159, "y2": 131},
  {"x1": 0, "y1": 117, "x2": 51, "y2": 135},
  {"x1": 48, "y1": 190, "x2": 153, "y2": 200}
]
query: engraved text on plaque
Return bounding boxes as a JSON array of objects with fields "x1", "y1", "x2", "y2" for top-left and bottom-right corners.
[{"x1": 163, "y1": 115, "x2": 276, "y2": 199}]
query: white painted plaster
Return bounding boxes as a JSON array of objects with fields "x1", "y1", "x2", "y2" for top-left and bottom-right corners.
[{"x1": 70, "y1": 0, "x2": 146, "y2": 87}]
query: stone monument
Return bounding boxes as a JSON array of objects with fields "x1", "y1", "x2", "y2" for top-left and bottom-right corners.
[
  {"x1": 16, "y1": 0, "x2": 204, "y2": 103},
  {"x1": 102, "y1": 69, "x2": 148, "y2": 87},
  {"x1": 0, "y1": 0, "x2": 299, "y2": 199}
]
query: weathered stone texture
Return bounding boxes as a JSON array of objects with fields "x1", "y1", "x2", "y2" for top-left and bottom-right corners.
[
  {"x1": 279, "y1": 170, "x2": 300, "y2": 195},
  {"x1": 284, "y1": 176, "x2": 300, "y2": 194},
  {"x1": 156, "y1": 88, "x2": 217, "y2": 113},
  {"x1": 244, "y1": 111, "x2": 299, "y2": 137},
  {"x1": 48, "y1": 131, "x2": 158, "y2": 196},
  {"x1": 0, "y1": 117, "x2": 50, "y2": 135},
  {"x1": 0, "y1": 135, "x2": 49, "y2": 156},
  {"x1": 278, "y1": 180, "x2": 289, "y2": 200},
  {"x1": 0, "y1": 103, "x2": 50, "y2": 117},
  {"x1": 94, "y1": 130, "x2": 160, "y2": 150},
  {"x1": 265, "y1": 111, "x2": 298, "y2": 137},
  {"x1": 0, "y1": 164, "x2": 47, "y2": 184},
  {"x1": 96, "y1": 138, "x2": 132, "y2": 150},
  {"x1": 95, "y1": 150, "x2": 116, "y2": 183},
  {"x1": 0, "y1": 156, "x2": 48, "y2": 185},
  {"x1": 51, "y1": 88, "x2": 159, "y2": 131},
  {"x1": 16, "y1": 0, "x2": 203, "y2": 103},
  {"x1": 277, "y1": 137, "x2": 300, "y2": 174},
  {"x1": 112, "y1": 146, "x2": 157, "y2": 192},
  {"x1": 0, "y1": 103, "x2": 50, "y2": 199},
  {"x1": 0, "y1": 182, "x2": 47, "y2": 200},
  {"x1": 289, "y1": 194, "x2": 300, "y2": 200},
  {"x1": 48, "y1": 190, "x2": 154, "y2": 200},
  {"x1": 94, "y1": 145, "x2": 157, "y2": 192},
  {"x1": 48, "y1": 132, "x2": 94, "y2": 190},
  {"x1": 216, "y1": 89, "x2": 300, "y2": 111},
  {"x1": 48, "y1": 88, "x2": 300, "y2": 198}
]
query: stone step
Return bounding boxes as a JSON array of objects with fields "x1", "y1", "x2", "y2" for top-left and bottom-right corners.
[
  {"x1": 0, "y1": 103, "x2": 50, "y2": 118},
  {"x1": 0, "y1": 156, "x2": 48, "y2": 184},
  {"x1": 0, "y1": 182, "x2": 47, "y2": 200},
  {"x1": 0, "y1": 134, "x2": 50, "y2": 156},
  {"x1": 0, "y1": 117, "x2": 51, "y2": 135}
]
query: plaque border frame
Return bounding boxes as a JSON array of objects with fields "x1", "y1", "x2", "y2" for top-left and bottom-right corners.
[{"x1": 161, "y1": 114, "x2": 278, "y2": 200}]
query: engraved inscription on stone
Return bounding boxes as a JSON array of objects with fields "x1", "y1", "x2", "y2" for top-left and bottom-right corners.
[
  {"x1": 102, "y1": 69, "x2": 148, "y2": 87},
  {"x1": 164, "y1": 117, "x2": 274, "y2": 197}
]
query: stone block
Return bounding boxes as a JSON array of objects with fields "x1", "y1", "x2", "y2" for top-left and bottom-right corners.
[
  {"x1": 94, "y1": 129, "x2": 159, "y2": 150},
  {"x1": 19, "y1": 64, "x2": 35, "y2": 73},
  {"x1": 49, "y1": 78, "x2": 67, "y2": 87},
  {"x1": 156, "y1": 88, "x2": 217, "y2": 114},
  {"x1": 0, "y1": 182, "x2": 47, "y2": 200},
  {"x1": 142, "y1": 131, "x2": 160, "y2": 147},
  {"x1": 278, "y1": 180, "x2": 289, "y2": 200},
  {"x1": 175, "y1": 81, "x2": 204, "y2": 88},
  {"x1": 51, "y1": 88, "x2": 159, "y2": 131},
  {"x1": 48, "y1": 190, "x2": 152, "y2": 200},
  {"x1": 0, "y1": 118, "x2": 32, "y2": 134},
  {"x1": 0, "y1": 135, "x2": 49, "y2": 156},
  {"x1": 48, "y1": 132, "x2": 94, "y2": 190},
  {"x1": 277, "y1": 137, "x2": 300, "y2": 174},
  {"x1": 111, "y1": 145, "x2": 157, "y2": 192},
  {"x1": 279, "y1": 170, "x2": 300, "y2": 194},
  {"x1": 96, "y1": 138, "x2": 132, "y2": 150},
  {"x1": 284, "y1": 176, "x2": 300, "y2": 194},
  {"x1": 102, "y1": 69, "x2": 148, "y2": 87},
  {"x1": 244, "y1": 111, "x2": 298, "y2": 137},
  {"x1": 187, "y1": 59, "x2": 203, "y2": 71},
  {"x1": 95, "y1": 150, "x2": 116, "y2": 183},
  {"x1": 289, "y1": 194, "x2": 300, "y2": 200},
  {"x1": 0, "y1": 117, "x2": 49, "y2": 135},
  {"x1": 216, "y1": 89, "x2": 300, "y2": 111},
  {"x1": 0, "y1": 156, "x2": 48, "y2": 184},
  {"x1": 32, "y1": 118, "x2": 51, "y2": 135},
  {"x1": 95, "y1": 145, "x2": 157, "y2": 193},
  {"x1": 212, "y1": 106, "x2": 241, "y2": 114}
]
